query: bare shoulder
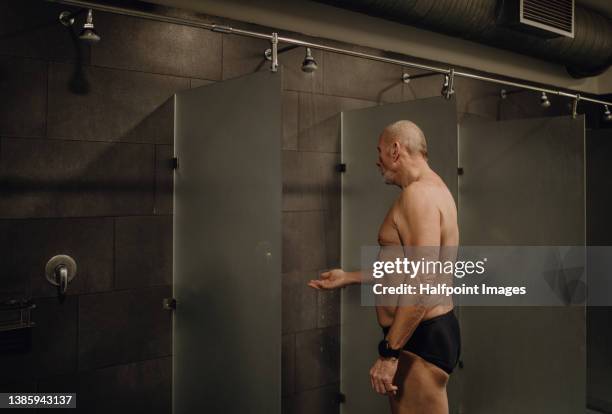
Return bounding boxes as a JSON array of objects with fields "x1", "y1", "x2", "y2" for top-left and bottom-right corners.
[{"x1": 397, "y1": 181, "x2": 437, "y2": 210}]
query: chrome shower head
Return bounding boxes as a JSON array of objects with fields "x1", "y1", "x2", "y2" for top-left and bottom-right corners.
[
  {"x1": 301, "y1": 48, "x2": 318, "y2": 73},
  {"x1": 540, "y1": 92, "x2": 551, "y2": 108},
  {"x1": 604, "y1": 105, "x2": 612, "y2": 122},
  {"x1": 79, "y1": 9, "x2": 101, "y2": 44}
]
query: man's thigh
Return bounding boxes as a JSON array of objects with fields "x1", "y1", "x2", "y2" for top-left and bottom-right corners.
[{"x1": 388, "y1": 351, "x2": 449, "y2": 414}]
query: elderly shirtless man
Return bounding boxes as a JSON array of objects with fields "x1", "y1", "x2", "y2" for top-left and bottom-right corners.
[{"x1": 308, "y1": 120, "x2": 461, "y2": 414}]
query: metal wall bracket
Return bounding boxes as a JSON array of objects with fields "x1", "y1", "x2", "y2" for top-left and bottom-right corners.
[
  {"x1": 458, "y1": 167, "x2": 464, "y2": 175},
  {"x1": 163, "y1": 298, "x2": 177, "y2": 311},
  {"x1": 442, "y1": 68, "x2": 455, "y2": 99},
  {"x1": 270, "y1": 32, "x2": 279, "y2": 72},
  {"x1": 337, "y1": 392, "x2": 346, "y2": 404},
  {"x1": 572, "y1": 95, "x2": 580, "y2": 119},
  {"x1": 172, "y1": 157, "x2": 179, "y2": 170},
  {"x1": 336, "y1": 163, "x2": 347, "y2": 173}
]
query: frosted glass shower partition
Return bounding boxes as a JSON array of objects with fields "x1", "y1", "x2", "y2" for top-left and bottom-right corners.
[
  {"x1": 173, "y1": 71, "x2": 281, "y2": 414},
  {"x1": 340, "y1": 97, "x2": 458, "y2": 414},
  {"x1": 457, "y1": 116, "x2": 586, "y2": 413}
]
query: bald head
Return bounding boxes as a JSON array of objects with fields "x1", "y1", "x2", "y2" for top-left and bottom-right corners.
[{"x1": 380, "y1": 120, "x2": 428, "y2": 159}]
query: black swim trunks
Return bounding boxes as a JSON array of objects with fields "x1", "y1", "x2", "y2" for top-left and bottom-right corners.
[{"x1": 382, "y1": 309, "x2": 461, "y2": 374}]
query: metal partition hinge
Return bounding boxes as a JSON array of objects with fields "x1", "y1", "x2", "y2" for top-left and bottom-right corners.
[
  {"x1": 457, "y1": 167, "x2": 464, "y2": 175},
  {"x1": 172, "y1": 157, "x2": 179, "y2": 170},
  {"x1": 336, "y1": 163, "x2": 346, "y2": 173},
  {"x1": 163, "y1": 298, "x2": 176, "y2": 311},
  {"x1": 337, "y1": 392, "x2": 346, "y2": 404}
]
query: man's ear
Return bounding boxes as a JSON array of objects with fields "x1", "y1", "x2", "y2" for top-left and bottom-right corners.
[{"x1": 391, "y1": 142, "x2": 401, "y2": 161}]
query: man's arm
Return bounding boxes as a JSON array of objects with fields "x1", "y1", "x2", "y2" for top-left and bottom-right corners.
[{"x1": 384, "y1": 184, "x2": 441, "y2": 350}]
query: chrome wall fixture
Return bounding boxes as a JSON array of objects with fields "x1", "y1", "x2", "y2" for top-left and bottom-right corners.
[
  {"x1": 500, "y1": 88, "x2": 551, "y2": 108},
  {"x1": 79, "y1": 8, "x2": 101, "y2": 43},
  {"x1": 301, "y1": 48, "x2": 318, "y2": 73},
  {"x1": 441, "y1": 69, "x2": 455, "y2": 100},
  {"x1": 264, "y1": 45, "x2": 318, "y2": 73},
  {"x1": 45, "y1": 254, "x2": 77, "y2": 302},
  {"x1": 604, "y1": 105, "x2": 612, "y2": 122},
  {"x1": 540, "y1": 92, "x2": 551, "y2": 108},
  {"x1": 48, "y1": 0, "x2": 612, "y2": 115},
  {"x1": 58, "y1": 7, "x2": 101, "y2": 43}
]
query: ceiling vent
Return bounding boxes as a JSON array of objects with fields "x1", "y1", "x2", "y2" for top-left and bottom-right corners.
[{"x1": 499, "y1": 0, "x2": 575, "y2": 38}]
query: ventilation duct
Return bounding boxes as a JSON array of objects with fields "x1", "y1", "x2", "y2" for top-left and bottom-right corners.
[
  {"x1": 498, "y1": 0, "x2": 574, "y2": 38},
  {"x1": 314, "y1": 0, "x2": 612, "y2": 78}
]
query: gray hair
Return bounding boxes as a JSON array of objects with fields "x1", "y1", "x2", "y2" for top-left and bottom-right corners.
[{"x1": 381, "y1": 120, "x2": 428, "y2": 158}]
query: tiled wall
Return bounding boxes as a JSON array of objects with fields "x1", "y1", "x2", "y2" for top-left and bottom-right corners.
[{"x1": 0, "y1": 1, "x2": 568, "y2": 413}]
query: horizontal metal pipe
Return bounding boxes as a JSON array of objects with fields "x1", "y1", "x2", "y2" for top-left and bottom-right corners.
[
  {"x1": 404, "y1": 72, "x2": 443, "y2": 80},
  {"x1": 46, "y1": 0, "x2": 612, "y2": 108}
]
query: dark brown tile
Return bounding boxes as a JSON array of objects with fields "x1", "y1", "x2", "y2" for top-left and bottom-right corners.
[
  {"x1": 0, "y1": 296, "x2": 78, "y2": 383},
  {"x1": 282, "y1": 150, "x2": 339, "y2": 212},
  {"x1": 190, "y1": 78, "x2": 215, "y2": 89},
  {"x1": 47, "y1": 63, "x2": 187, "y2": 143},
  {"x1": 221, "y1": 34, "x2": 269, "y2": 81},
  {"x1": 295, "y1": 327, "x2": 340, "y2": 391},
  {"x1": 453, "y1": 77, "x2": 500, "y2": 120},
  {"x1": 292, "y1": 383, "x2": 340, "y2": 414},
  {"x1": 0, "y1": 137, "x2": 155, "y2": 218},
  {"x1": 282, "y1": 272, "x2": 318, "y2": 333},
  {"x1": 154, "y1": 144, "x2": 173, "y2": 215},
  {"x1": 323, "y1": 206, "x2": 341, "y2": 269},
  {"x1": 282, "y1": 211, "x2": 327, "y2": 273},
  {"x1": 114, "y1": 216, "x2": 172, "y2": 290},
  {"x1": 0, "y1": 0, "x2": 89, "y2": 63},
  {"x1": 401, "y1": 69, "x2": 446, "y2": 102},
  {"x1": 124, "y1": 97, "x2": 175, "y2": 145},
  {"x1": 282, "y1": 334, "x2": 295, "y2": 397},
  {"x1": 317, "y1": 288, "x2": 340, "y2": 328},
  {"x1": 0, "y1": 56, "x2": 47, "y2": 138},
  {"x1": 36, "y1": 373, "x2": 78, "y2": 393},
  {"x1": 282, "y1": 396, "x2": 295, "y2": 414},
  {"x1": 0, "y1": 380, "x2": 37, "y2": 393},
  {"x1": 0, "y1": 218, "x2": 113, "y2": 299},
  {"x1": 298, "y1": 93, "x2": 376, "y2": 153},
  {"x1": 323, "y1": 50, "x2": 403, "y2": 103},
  {"x1": 78, "y1": 286, "x2": 172, "y2": 371},
  {"x1": 91, "y1": 11, "x2": 221, "y2": 80},
  {"x1": 282, "y1": 151, "x2": 319, "y2": 212},
  {"x1": 283, "y1": 91, "x2": 298, "y2": 150},
  {"x1": 78, "y1": 357, "x2": 171, "y2": 414}
]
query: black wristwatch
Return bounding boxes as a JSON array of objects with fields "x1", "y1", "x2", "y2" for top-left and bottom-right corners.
[{"x1": 378, "y1": 339, "x2": 400, "y2": 359}]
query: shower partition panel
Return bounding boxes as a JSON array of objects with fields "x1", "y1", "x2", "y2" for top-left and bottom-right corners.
[
  {"x1": 458, "y1": 116, "x2": 585, "y2": 413},
  {"x1": 340, "y1": 97, "x2": 458, "y2": 414},
  {"x1": 173, "y1": 71, "x2": 281, "y2": 414}
]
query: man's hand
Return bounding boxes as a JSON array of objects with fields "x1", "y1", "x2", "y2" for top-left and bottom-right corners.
[
  {"x1": 369, "y1": 357, "x2": 399, "y2": 395},
  {"x1": 307, "y1": 269, "x2": 356, "y2": 290}
]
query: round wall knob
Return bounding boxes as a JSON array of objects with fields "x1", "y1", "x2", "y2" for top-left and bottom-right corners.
[{"x1": 45, "y1": 254, "x2": 77, "y2": 287}]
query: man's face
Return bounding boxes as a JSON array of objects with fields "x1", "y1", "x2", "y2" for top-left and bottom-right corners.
[{"x1": 376, "y1": 136, "x2": 395, "y2": 185}]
